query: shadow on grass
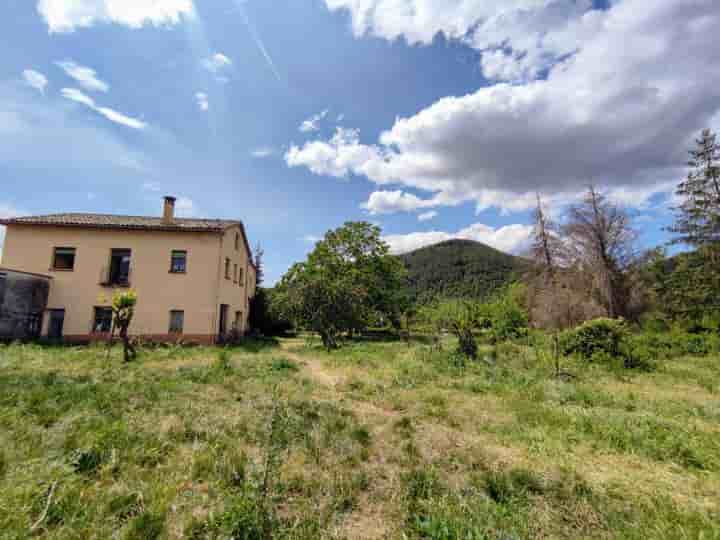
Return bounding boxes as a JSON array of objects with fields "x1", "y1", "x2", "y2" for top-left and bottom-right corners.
[{"x1": 231, "y1": 336, "x2": 282, "y2": 353}]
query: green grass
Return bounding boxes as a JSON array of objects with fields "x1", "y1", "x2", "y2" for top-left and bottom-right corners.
[{"x1": 0, "y1": 337, "x2": 718, "y2": 539}]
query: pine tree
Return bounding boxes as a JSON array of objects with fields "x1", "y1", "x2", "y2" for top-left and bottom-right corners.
[{"x1": 671, "y1": 128, "x2": 720, "y2": 250}]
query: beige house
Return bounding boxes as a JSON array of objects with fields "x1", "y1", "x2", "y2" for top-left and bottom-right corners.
[{"x1": 0, "y1": 197, "x2": 256, "y2": 344}]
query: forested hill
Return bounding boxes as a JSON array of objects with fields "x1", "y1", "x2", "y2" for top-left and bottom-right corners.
[{"x1": 398, "y1": 239, "x2": 528, "y2": 302}]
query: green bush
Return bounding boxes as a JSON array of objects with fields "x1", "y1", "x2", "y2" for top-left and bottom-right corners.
[
  {"x1": 560, "y1": 318, "x2": 628, "y2": 361},
  {"x1": 627, "y1": 331, "x2": 720, "y2": 362}
]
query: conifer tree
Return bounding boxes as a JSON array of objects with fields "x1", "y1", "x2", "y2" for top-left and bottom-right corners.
[{"x1": 671, "y1": 128, "x2": 720, "y2": 251}]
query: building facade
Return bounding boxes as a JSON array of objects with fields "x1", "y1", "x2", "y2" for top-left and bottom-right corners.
[{"x1": 0, "y1": 197, "x2": 256, "y2": 344}]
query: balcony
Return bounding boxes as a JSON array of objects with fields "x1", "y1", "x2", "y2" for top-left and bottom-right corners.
[{"x1": 99, "y1": 265, "x2": 132, "y2": 288}]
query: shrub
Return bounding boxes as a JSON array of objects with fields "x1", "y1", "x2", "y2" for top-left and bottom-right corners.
[{"x1": 560, "y1": 318, "x2": 629, "y2": 361}]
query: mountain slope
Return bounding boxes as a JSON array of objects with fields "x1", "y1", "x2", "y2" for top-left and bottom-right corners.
[{"x1": 398, "y1": 239, "x2": 527, "y2": 302}]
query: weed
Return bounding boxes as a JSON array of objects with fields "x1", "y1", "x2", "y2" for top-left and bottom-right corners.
[{"x1": 124, "y1": 512, "x2": 164, "y2": 540}]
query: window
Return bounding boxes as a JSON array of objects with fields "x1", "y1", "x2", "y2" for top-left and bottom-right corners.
[
  {"x1": 233, "y1": 263, "x2": 238, "y2": 283},
  {"x1": 107, "y1": 249, "x2": 131, "y2": 286},
  {"x1": 234, "y1": 311, "x2": 242, "y2": 330},
  {"x1": 52, "y1": 247, "x2": 76, "y2": 270},
  {"x1": 170, "y1": 250, "x2": 187, "y2": 273},
  {"x1": 169, "y1": 310, "x2": 184, "y2": 334},
  {"x1": 225, "y1": 258, "x2": 231, "y2": 279},
  {"x1": 235, "y1": 233, "x2": 240, "y2": 251},
  {"x1": 92, "y1": 307, "x2": 113, "y2": 333},
  {"x1": 238, "y1": 267, "x2": 244, "y2": 286}
]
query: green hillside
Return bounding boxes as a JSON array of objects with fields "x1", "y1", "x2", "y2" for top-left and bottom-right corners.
[{"x1": 398, "y1": 239, "x2": 527, "y2": 302}]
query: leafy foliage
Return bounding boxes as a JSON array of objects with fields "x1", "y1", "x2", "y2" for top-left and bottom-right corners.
[
  {"x1": 560, "y1": 318, "x2": 629, "y2": 361},
  {"x1": 399, "y1": 239, "x2": 527, "y2": 303},
  {"x1": 275, "y1": 222, "x2": 408, "y2": 349},
  {"x1": 642, "y1": 248, "x2": 720, "y2": 324}
]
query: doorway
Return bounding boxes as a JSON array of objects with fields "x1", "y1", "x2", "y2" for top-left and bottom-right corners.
[
  {"x1": 48, "y1": 309, "x2": 65, "y2": 339},
  {"x1": 218, "y1": 304, "x2": 229, "y2": 340}
]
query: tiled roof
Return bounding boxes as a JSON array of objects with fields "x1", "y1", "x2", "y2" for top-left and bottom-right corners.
[
  {"x1": 0, "y1": 213, "x2": 257, "y2": 269},
  {"x1": 0, "y1": 213, "x2": 241, "y2": 232}
]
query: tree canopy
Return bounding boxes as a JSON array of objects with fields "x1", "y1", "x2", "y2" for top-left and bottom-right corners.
[{"x1": 274, "y1": 222, "x2": 408, "y2": 349}]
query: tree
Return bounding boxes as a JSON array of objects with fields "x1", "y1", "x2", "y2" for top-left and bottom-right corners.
[
  {"x1": 254, "y1": 242, "x2": 265, "y2": 286},
  {"x1": 670, "y1": 129, "x2": 720, "y2": 252},
  {"x1": 111, "y1": 289, "x2": 137, "y2": 363},
  {"x1": 563, "y1": 186, "x2": 636, "y2": 319},
  {"x1": 529, "y1": 193, "x2": 564, "y2": 276},
  {"x1": 526, "y1": 193, "x2": 604, "y2": 332},
  {"x1": 275, "y1": 222, "x2": 408, "y2": 350}
]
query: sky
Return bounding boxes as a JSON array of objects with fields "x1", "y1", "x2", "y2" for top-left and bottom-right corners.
[{"x1": 1, "y1": 0, "x2": 719, "y2": 284}]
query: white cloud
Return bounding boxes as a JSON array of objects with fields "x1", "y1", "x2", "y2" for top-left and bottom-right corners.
[
  {"x1": 61, "y1": 87, "x2": 95, "y2": 107},
  {"x1": 362, "y1": 190, "x2": 432, "y2": 214},
  {"x1": 195, "y1": 92, "x2": 209, "y2": 111},
  {"x1": 325, "y1": 0, "x2": 598, "y2": 82},
  {"x1": 0, "y1": 83, "x2": 145, "y2": 176},
  {"x1": 418, "y1": 211, "x2": 437, "y2": 222},
  {"x1": 299, "y1": 109, "x2": 329, "y2": 133},
  {"x1": 202, "y1": 53, "x2": 232, "y2": 73},
  {"x1": 251, "y1": 147, "x2": 274, "y2": 158},
  {"x1": 22, "y1": 70, "x2": 48, "y2": 94},
  {"x1": 61, "y1": 87, "x2": 147, "y2": 130},
  {"x1": 384, "y1": 222, "x2": 533, "y2": 255},
  {"x1": 38, "y1": 0, "x2": 195, "y2": 33},
  {"x1": 303, "y1": 235, "x2": 321, "y2": 244},
  {"x1": 55, "y1": 60, "x2": 109, "y2": 92},
  {"x1": 286, "y1": 127, "x2": 381, "y2": 178},
  {"x1": 290, "y1": 0, "x2": 720, "y2": 215}
]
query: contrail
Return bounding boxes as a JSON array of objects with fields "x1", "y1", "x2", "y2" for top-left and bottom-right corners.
[{"x1": 237, "y1": 3, "x2": 283, "y2": 83}]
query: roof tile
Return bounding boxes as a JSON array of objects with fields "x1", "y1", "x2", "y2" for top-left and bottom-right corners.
[{"x1": 0, "y1": 213, "x2": 241, "y2": 232}]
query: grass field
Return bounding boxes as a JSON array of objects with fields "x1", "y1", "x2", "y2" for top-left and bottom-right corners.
[{"x1": 1, "y1": 336, "x2": 719, "y2": 539}]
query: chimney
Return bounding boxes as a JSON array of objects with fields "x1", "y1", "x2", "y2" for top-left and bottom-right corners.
[{"x1": 162, "y1": 196, "x2": 176, "y2": 223}]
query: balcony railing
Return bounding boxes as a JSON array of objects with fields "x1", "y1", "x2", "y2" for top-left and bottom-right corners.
[{"x1": 99, "y1": 266, "x2": 132, "y2": 288}]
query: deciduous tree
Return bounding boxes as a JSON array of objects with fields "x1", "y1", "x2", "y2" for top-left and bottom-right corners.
[{"x1": 275, "y1": 222, "x2": 408, "y2": 349}]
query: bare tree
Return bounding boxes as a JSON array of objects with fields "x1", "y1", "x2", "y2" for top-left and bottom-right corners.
[
  {"x1": 530, "y1": 193, "x2": 560, "y2": 274},
  {"x1": 563, "y1": 186, "x2": 636, "y2": 319}
]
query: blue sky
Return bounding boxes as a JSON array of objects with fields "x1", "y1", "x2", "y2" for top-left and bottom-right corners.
[{"x1": 1, "y1": 0, "x2": 718, "y2": 284}]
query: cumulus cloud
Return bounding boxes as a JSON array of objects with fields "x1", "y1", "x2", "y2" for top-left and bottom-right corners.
[
  {"x1": 61, "y1": 87, "x2": 147, "y2": 129},
  {"x1": 325, "y1": 0, "x2": 598, "y2": 82},
  {"x1": 363, "y1": 190, "x2": 432, "y2": 214},
  {"x1": 38, "y1": 0, "x2": 195, "y2": 33},
  {"x1": 195, "y1": 92, "x2": 209, "y2": 111},
  {"x1": 22, "y1": 70, "x2": 48, "y2": 94},
  {"x1": 290, "y1": 0, "x2": 720, "y2": 214},
  {"x1": 418, "y1": 211, "x2": 437, "y2": 222},
  {"x1": 55, "y1": 60, "x2": 109, "y2": 92},
  {"x1": 384, "y1": 222, "x2": 533, "y2": 255},
  {"x1": 202, "y1": 53, "x2": 232, "y2": 73},
  {"x1": 286, "y1": 127, "x2": 381, "y2": 178},
  {"x1": 299, "y1": 109, "x2": 329, "y2": 133}
]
